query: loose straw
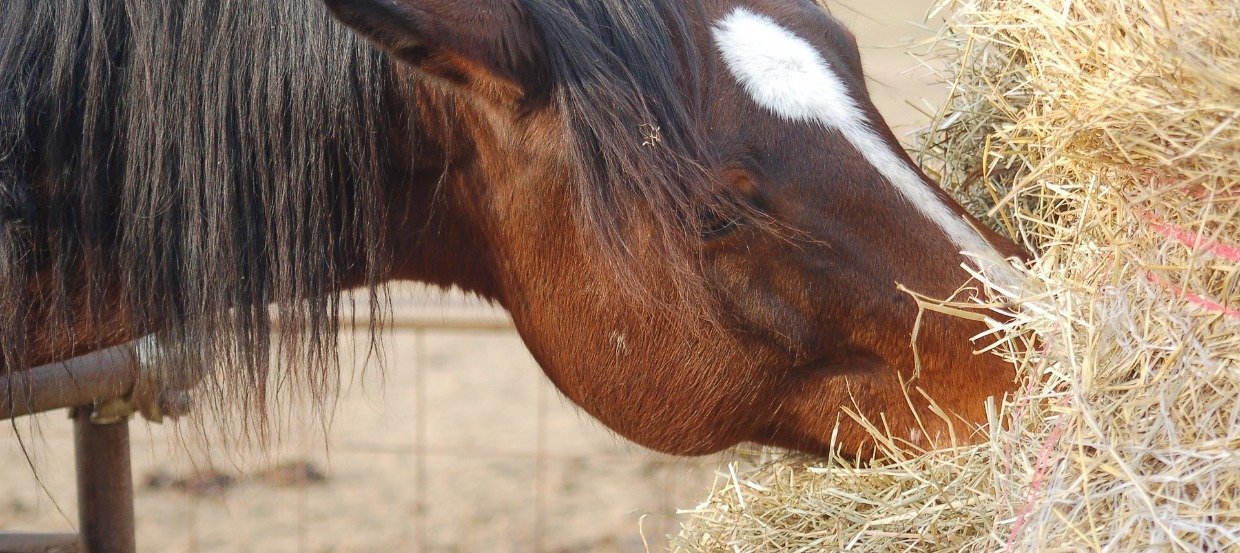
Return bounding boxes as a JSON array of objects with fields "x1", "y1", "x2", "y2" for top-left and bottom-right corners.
[{"x1": 675, "y1": 0, "x2": 1239, "y2": 550}]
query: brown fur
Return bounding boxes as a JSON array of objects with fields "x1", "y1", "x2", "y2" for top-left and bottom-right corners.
[
  {"x1": 10, "y1": 0, "x2": 1023, "y2": 458},
  {"x1": 330, "y1": 0, "x2": 1023, "y2": 456}
]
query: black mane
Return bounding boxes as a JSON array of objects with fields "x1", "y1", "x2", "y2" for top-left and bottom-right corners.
[
  {"x1": 529, "y1": 0, "x2": 718, "y2": 301},
  {"x1": 1, "y1": 0, "x2": 397, "y2": 429},
  {"x1": 0, "y1": 0, "x2": 720, "y2": 433}
]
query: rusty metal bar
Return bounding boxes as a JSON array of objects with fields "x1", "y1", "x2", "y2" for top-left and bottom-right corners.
[
  {"x1": 1, "y1": 346, "x2": 138, "y2": 421},
  {"x1": 2, "y1": 310, "x2": 509, "y2": 421},
  {"x1": 1, "y1": 310, "x2": 510, "y2": 553},
  {"x1": 72, "y1": 406, "x2": 136, "y2": 553},
  {"x1": 0, "y1": 532, "x2": 82, "y2": 553}
]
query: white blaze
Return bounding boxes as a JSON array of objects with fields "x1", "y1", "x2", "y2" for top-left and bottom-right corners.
[{"x1": 711, "y1": 7, "x2": 1018, "y2": 286}]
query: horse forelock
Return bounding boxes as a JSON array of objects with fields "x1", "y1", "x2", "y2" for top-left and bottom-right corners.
[{"x1": 522, "y1": 0, "x2": 765, "y2": 322}]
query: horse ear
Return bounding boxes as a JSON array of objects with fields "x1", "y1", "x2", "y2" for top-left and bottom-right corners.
[{"x1": 325, "y1": 0, "x2": 550, "y2": 101}]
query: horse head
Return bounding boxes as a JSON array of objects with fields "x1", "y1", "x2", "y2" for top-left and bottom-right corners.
[{"x1": 326, "y1": 0, "x2": 1026, "y2": 457}]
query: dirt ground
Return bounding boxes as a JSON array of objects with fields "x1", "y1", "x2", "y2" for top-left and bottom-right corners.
[{"x1": 1, "y1": 2, "x2": 944, "y2": 551}]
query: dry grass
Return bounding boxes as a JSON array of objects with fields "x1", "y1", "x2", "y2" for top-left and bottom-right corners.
[{"x1": 674, "y1": 0, "x2": 1239, "y2": 550}]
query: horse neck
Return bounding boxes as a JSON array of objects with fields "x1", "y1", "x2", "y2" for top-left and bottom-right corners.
[{"x1": 378, "y1": 75, "x2": 507, "y2": 300}]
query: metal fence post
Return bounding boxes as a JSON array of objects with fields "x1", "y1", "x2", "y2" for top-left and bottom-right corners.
[{"x1": 72, "y1": 407, "x2": 136, "y2": 553}]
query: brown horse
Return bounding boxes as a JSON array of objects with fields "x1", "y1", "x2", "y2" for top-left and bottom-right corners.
[{"x1": 0, "y1": 0, "x2": 1024, "y2": 458}]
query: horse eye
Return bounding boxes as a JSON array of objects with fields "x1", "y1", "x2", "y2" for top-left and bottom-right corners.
[
  {"x1": 700, "y1": 168, "x2": 758, "y2": 240},
  {"x1": 700, "y1": 211, "x2": 742, "y2": 239}
]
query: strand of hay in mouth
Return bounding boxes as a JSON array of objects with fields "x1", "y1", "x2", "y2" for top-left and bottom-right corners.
[{"x1": 674, "y1": 0, "x2": 1239, "y2": 550}]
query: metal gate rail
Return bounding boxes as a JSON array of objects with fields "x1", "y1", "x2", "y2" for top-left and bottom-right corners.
[
  {"x1": 1, "y1": 309, "x2": 514, "y2": 553},
  {"x1": 2, "y1": 345, "x2": 142, "y2": 553}
]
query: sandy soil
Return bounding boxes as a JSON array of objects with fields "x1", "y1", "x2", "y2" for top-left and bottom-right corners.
[{"x1": 1, "y1": 2, "x2": 944, "y2": 551}]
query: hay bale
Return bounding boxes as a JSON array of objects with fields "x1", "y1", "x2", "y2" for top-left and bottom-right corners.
[{"x1": 674, "y1": 0, "x2": 1239, "y2": 550}]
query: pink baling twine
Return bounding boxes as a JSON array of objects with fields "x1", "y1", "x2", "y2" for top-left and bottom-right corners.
[
  {"x1": 1138, "y1": 209, "x2": 1240, "y2": 262},
  {"x1": 1133, "y1": 206, "x2": 1240, "y2": 320},
  {"x1": 1145, "y1": 272, "x2": 1240, "y2": 319},
  {"x1": 1002, "y1": 204, "x2": 1238, "y2": 547},
  {"x1": 1004, "y1": 410, "x2": 1069, "y2": 551}
]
